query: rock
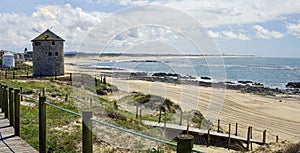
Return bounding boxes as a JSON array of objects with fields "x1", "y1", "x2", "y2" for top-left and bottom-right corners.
[
  {"x1": 201, "y1": 76, "x2": 211, "y2": 80},
  {"x1": 286, "y1": 82, "x2": 300, "y2": 88},
  {"x1": 238, "y1": 80, "x2": 253, "y2": 84}
]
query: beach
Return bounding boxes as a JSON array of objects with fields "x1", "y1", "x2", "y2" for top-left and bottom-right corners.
[{"x1": 65, "y1": 56, "x2": 300, "y2": 149}]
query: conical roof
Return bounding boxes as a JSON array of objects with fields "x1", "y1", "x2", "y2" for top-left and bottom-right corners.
[
  {"x1": 3, "y1": 52, "x2": 14, "y2": 57},
  {"x1": 31, "y1": 29, "x2": 65, "y2": 42}
]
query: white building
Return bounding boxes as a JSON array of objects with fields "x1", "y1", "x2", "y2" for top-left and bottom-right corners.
[{"x1": 2, "y1": 52, "x2": 15, "y2": 67}]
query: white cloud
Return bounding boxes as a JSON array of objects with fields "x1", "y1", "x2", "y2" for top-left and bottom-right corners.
[
  {"x1": 253, "y1": 25, "x2": 283, "y2": 39},
  {"x1": 90, "y1": 0, "x2": 300, "y2": 27},
  {"x1": 286, "y1": 21, "x2": 300, "y2": 38},
  {"x1": 207, "y1": 30, "x2": 221, "y2": 39},
  {"x1": 0, "y1": 4, "x2": 107, "y2": 52},
  {"x1": 222, "y1": 31, "x2": 249, "y2": 40}
]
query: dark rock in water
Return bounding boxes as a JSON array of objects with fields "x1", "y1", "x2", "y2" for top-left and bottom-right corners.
[
  {"x1": 152, "y1": 72, "x2": 180, "y2": 77},
  {"x1": 225, "y1": 81, "x2": 235, "y2": 84},
  {"x1": 286, "y1": 82, "x2": 300, "y2": 88},
  {"x1": 238, "y1": 80, "x2": 253, "y2": 84},
  {"x1": 201, "y1": 76, "x2": 211, "y2": 80}
]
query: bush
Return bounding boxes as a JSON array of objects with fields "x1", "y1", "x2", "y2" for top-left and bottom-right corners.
[{"x1": 285, "y1": 142, "x2": 300, "y2": 153}]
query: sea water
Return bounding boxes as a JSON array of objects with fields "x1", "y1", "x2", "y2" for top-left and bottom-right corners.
[{"x1": 95, "y1": 57, "x2": 300, "y2": 89}]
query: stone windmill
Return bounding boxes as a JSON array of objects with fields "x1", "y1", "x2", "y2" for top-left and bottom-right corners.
[{"x1": 31, "y1": 29, "x2": 65, "y2": 76}]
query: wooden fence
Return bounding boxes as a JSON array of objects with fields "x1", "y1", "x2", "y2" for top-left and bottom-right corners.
[{"x1": 0, "y1": 83, "x2": 202, "y2": 153}]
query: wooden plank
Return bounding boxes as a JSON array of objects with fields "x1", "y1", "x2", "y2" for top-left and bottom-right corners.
[{"x1": 0, "y1": 112, "x2": 37, "y2": 153}]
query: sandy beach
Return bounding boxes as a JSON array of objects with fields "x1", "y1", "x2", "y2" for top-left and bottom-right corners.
[{"x1": 65, "y1": 56, "x2": 300, "y2": 150}]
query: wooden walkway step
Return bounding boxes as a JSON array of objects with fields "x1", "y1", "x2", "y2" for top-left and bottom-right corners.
[
  {"x1": 142, "y1": 120, "x2": 264, "y2": 145},
  {"x1": 0, "y1": 113, "x2": 37, "y2": 153}
]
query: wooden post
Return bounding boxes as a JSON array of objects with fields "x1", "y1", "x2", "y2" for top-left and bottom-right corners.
[
  {"x1": 42, "y1": 88, "x2": 45, "y2": 96},
  {"x1": 276, "y1": 136, "x2": 278, "y2": 143},
  {"x1": 235, "y1": 123, "x2": 238, "y2": 136},
  {"x1": 246, "y1": 126, "x2": 251, "y2": 151},
  {"x1": 39, "y1": 96, "x2": 47, "y2": 153},
  {"x1": 5, "y1": 71, "x2": 7, "y2": 78},
  {"x1": 177, "y1": 134, "x2": 194, "y2": 153},
  {"x1": 3, "y1": 85, "x2": 8, "y2": 118},
  {"x1": 186, "y1": 118, "x2": 190, "y2": 135},
  {"x1": 12, "y1": 71, "x2": 15, "y2": 79},
  {"x1": 82, "y1": 110, "x2": 93, "y2": 153},
  {"x1": 250, "y1": 126, "x2": 253, "y2": 150},
  {"x1": 20, "y1": 87, "x2": 23, "y2": 101},
  {"x1": 27, "y1": 71, "x2": 29, "y2": 78},
  {"x1": 228, "y1": 124, "x2": 231, "y2": 149},
  {"x1": 217, "y1": 119, "x2": 220, "y2": 133},
  {"x1": 207, "y1": 129, "x2": 210, "y2": 147},
  {"x1": 69, "y1": 73, "x2": 72, "y2": 83},
  {"x1": 14, "y1": 89, "x2": 21, "y2": 136},
  {"x1": 263, "y1": 130, "x2": 267, "y2": 144},
  {"x1": 139, "y1": 109, "x2": 142, "y2": 122},
  {"x1": 9, "y1": 88, "x2": 14, "y2": 126},
  {"x1": 136, "y1": 105, "x2": 139, "y2": 119},
  {"x1": 90, "y1": 98, "x2": 93, "y2": 108},
  {"x1": 95, "y1": 77, "x2": 98, "y2": 86},
  {"x1": 0, "y1": 84, "x2": 3, "y2": 110},
  {"x1": 158, "y1": 108, "x2": 162, "y2": 123},
  {"x1": 179, "y1": 110, "x2": 183, "y2": 126},
  {"x1": 163, "y1": 112, "x2": 167, "y2": 137}
]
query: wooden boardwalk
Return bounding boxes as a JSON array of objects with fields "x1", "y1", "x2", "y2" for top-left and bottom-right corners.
[
  {"x1": 142, "y1": 120, "x2": 264, "y2": 145},
  {"x1": 0, "y1": 112, "x2": 37, "y2": 153}
]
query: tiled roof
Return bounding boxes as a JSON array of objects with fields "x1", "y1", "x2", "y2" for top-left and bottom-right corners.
[{"x1": 31, "y1": 29, "x2": 65, "y2": 41}]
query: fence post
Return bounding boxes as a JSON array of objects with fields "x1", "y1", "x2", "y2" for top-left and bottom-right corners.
[
  {"x1": 158, "y1": 108, "x2": 162, "y2": 123},
  {"x1": 12, "y1": 71, "x2": 15, "y2": 79},
  {"x1": 250, "y1": 126, "x2": 253, "y2": 150},
  {"x1": 139, "y1": 109, "x2": 142, "y2": 122},
  {"x1": 276, "y1": 136, "x2": 278, "y2": 143},
  {"x1": 177, "y1": 134, "x2": 194, "y2": 153},
  {"x1": 69, "y1": 73, "x2": 72, "y2": 84},
  {"x1": 20, "y1": 87, "x2": 23, "y2": 101},
  {"x1": 246, "y1": 126, "x2": 251, "y2": 151},
  {"x1": 235, "y1": 123, "x2": 238, "y2": 136},
  {"x1": 179, "y1": 110, "x2": 183, "y2": 126},
  {"x1": 217, "y1": 119, "x2": 220, "y2": 133},
  {"x1": 3, "y1": 85, "x2": 8, "y2": 118},
  {"x1": 263, "y1": 130, "x2": 266, "y2": 144},
  {"x1": 136, "y1": 105, "x2": 139, "y2": 119},
  {"x1": 228, "y1": 123, "x2": 231, "y2": 149},
  {"x1": 14, "y1": 89, "x2": 21, "y2": 136},
  {"x1": 82, "y1": 110, "x2": 93, "y2": 153},
  {"x1": 9, "y1": 88, "x2": 14, "y2": 126},
  {"x1": 207, "y1": 129, "x2": 210, "y2": 147},
  {"x1": 0, "y1": 84, "x2": 3, "y2": 109},
  {"x1": 39, "y1": 96, "x2": 47, "y2": 153}
]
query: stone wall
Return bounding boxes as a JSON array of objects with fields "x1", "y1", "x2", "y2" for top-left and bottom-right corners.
[{"x1": 32, "y1": 41, "x2": 64, "y2": 76}]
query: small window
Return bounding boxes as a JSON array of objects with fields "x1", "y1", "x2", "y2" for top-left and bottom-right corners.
[
  {"x1": 52, "y1": 41, "x2": 55, "y2": 45},
  {"x1": 35, "y1": 42, "x2": 41, "y2": 46},
  {"x1": 55, "y1": 52, "x2": 58, "y2": 56},
  {"x1": 48, "y1": 52, "x2": 52, "y2": 56}
]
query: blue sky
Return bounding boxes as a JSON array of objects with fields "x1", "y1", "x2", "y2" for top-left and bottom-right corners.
[{"x1": 1, "y1": 0, "x2": 300, "y2": 57}]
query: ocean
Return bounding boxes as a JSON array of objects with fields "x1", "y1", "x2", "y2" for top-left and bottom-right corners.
[{"x1": 93, "y1": 56, "x2": 300, "y2": 89}]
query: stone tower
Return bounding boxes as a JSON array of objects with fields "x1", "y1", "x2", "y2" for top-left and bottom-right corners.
[{"x1": 31, "y1": 29, "x2": 65, "y2": 76}]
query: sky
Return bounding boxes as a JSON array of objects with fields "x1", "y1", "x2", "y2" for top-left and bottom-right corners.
[{"x1": 0, "y1": 0, "x2": 300, "y2": 57}]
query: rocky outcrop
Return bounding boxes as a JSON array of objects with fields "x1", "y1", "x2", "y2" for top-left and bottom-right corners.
[{"x1": 286, "y1": 82, "x2": 300, "y2": 89}]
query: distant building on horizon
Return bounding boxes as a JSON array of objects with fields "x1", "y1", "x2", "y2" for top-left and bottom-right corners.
[
  {"x1": 2, "y1": 52, "x2": 15, "y2": 67},
  {"x1": 31, "y1": 29, "x2": 65, "y2": 76}
]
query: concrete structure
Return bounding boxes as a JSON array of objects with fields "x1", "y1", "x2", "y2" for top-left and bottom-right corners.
[
  {"x1": 2, "y1": 52, "x2": 15, "y2": 67},
  {"x1": 31, "y1": 29, "x2": 65, "y2": 76}
]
